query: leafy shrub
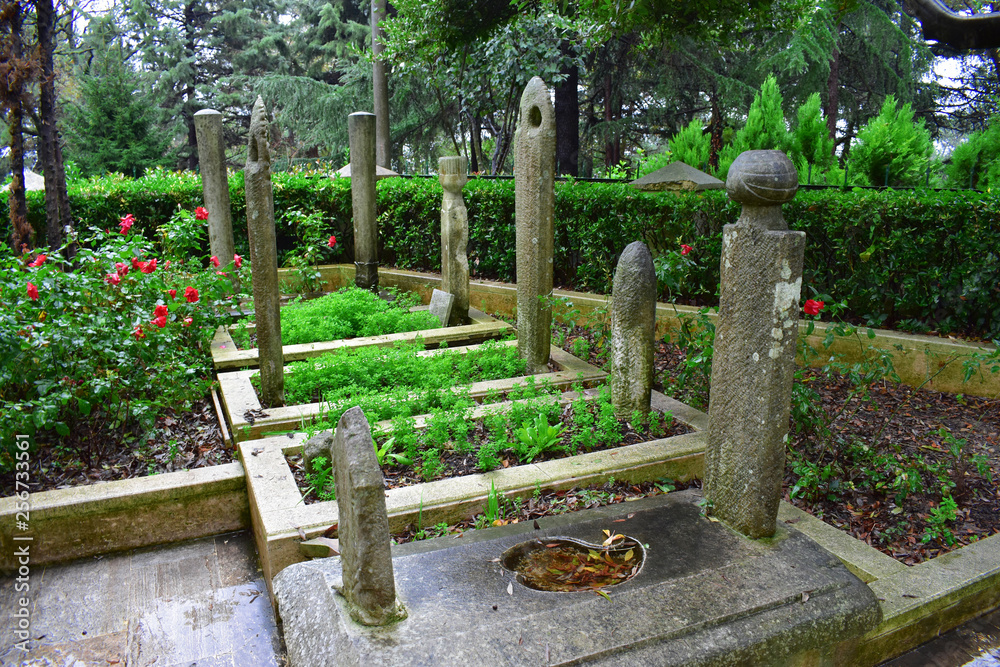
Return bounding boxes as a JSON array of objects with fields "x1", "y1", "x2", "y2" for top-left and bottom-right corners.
[
  {"x1": 0, "y1": 226, "x2": 240, "y2": 470},
  {"x1": 668, "y1": 119, "x2": 711, "y2": 171},
  {"x1": 947, "y1": 117, "x2": 1000, "y2": 191},
  {"x1": 847, "y1": 96, "x2": 934, "y2": 187}
]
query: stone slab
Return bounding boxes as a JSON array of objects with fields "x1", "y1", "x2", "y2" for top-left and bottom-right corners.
[
  {"x1": 428, "y1": 288, "x2": 454, "y2": 327},
  {"x1": 274, "y1": 491, "x2": 881, "y2": 666}
]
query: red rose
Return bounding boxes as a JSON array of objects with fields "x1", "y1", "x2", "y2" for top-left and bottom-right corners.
[
  {"x1": 804, "y1": 299, "x2": 825, "y2": 316},
  {"x1": 327, "y1": 235, "x2": 337, "y2": 248},
  {"x1": 234, "y1": 254, "x2": 242, "y2": 268},
  {"x1": 182, "y1": 317, "x2": 193, "y2": 327},
  {"x1": 116, "y1": 262, "x2": 129, "y2": 276},
  {"x1": 26, "y1": 282, "x2": 38, "y2": 300},
  {"x1": 164, "y1": 260, "x2": 171, "y2": 269},
  {"x1": 28, "y1": 254, "x2": 47, "y2": 267},
  {"x1": 210, "y1": 255, "x2": 220, "y2": 268},
  {"x1": 680, "y1": 244, "x2": 693, "y2": 256},
  {"x1": 151, "y1": 315, "x2": 167, "y2": 328},
  {"x1": 185, "y1": 286, "x2": 199, "y2": 303},
  {"x1": 169, "y1": 289, "x2": 177, "y2": 299},
  {"x1": 120, "y1": 213, "x2": 135, "y2": 234},
  {"x1": 154, "y1": 304, "x2": 168, "y2": 319},
  {"x1": 105, "y1": 273, "x2": 121, "y2": 286},
  {"x1": 141, "y1": 258, "x2": 157, "y2": 274},
  {"x1": 195, "y1": 206, "x2": 209, "y2": 220},
  {"x1": 131, "y1": 257, "x2": 142, "y2": 270},
  {"x1": 133, "y1": 325, "x2": 145, "y2": 340}
]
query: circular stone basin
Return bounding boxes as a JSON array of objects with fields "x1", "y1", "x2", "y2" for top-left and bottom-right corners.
[{"x1": 501, "y1": 535, "x2": 645, "y2": 592}]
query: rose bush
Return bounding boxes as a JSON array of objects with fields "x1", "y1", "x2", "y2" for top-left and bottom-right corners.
[{"x1": 0, "y1": 223, "x2": 247, "y2": 471}]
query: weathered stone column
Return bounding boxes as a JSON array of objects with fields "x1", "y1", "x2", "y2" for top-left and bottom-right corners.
[
  {"x1": 704, "y1": 150, "x2": 804, "y2": 539},
  {"x1": 514, "y1": 77, "x2": 556, "y2": 373},
  {"x1": 610, "y1": 241, "x2": 657, "y2": 416},
  {"x1": 332, "y1": 407, "x2": 406, "y2": 626},
  {"x1": 439, "y1": 155, "x2": 469, "y2": 325},
  {"x1": 193, "y1": 109, "x2": 234, "y2": 268},
  {"x1": 245, "y1": 96, "x2": 284, "y2": 407},
  {"x1": 349, "y1": 111, "x2": 379, "y2": 291}
]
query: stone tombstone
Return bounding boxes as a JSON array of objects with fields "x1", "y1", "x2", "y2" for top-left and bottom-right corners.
[
  {"x1": 704, "y1": 150, "x2": 805, "y2": 539},
  {"x1": 439, "y1": 155, "x2": 470, "y2": 324},
  {"x1": 332, "y1": 407, "x2": 406, "y2": 626},
  {"x1": 428, "y1": 288, "x2": 455, "y2": 327},
  {"x1": 610, "y1": 241, "x2": 657, "y2": 416},
  {"x1": 514, "y1": 77, "x2": 556, "y2": 374},
  {"x1": 245, "y1": 96, "x2": 284, "y2": 407},
  {"x1": 349, "y1": 112, "x2": 379, "y2": 291},
  {"x1": 193, "y1": 109, "x2": 235, "y2": 276},
  {"x1": 302, "y1": 429, "x2": 333, "y2": 477}
]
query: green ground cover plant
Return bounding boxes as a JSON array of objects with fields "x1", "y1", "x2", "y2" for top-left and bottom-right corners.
[
  {"x1": 230, "y1": 286, "x2": 441, "y2": 348},
  {"x1": 0, "y1": 212, "x2": 242, "y2": 474}
]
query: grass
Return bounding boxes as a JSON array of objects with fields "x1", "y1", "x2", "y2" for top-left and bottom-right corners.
[{"x1": 230, "y1": 286, "x2": 441, "y2": 347}]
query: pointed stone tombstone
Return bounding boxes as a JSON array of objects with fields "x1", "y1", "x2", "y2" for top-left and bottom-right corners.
[
  {"x1": 610, "y1": 241, "x2": 657, "y2": 416},
  {"x1": 439, "y1": 155, "x2": 469, "y2": 324},
  {"x1": 193, "y1": 109, "x2": 235, "y2": 276},
  {"x1": 349, "y1": 112, "x2": 379, "y2": 291},
  {"x1": 332, "y1": 407, "x2": 406, "y2": 626},
  {"x1": 245, "y1": 96, "x2": 284, "y2": 407},
  {"x1": 428, "y1": 288, "x2": 455, "y2": 327},
  {"x1": 704, "y1": 150, "x2": 805, "y2": 539},
  {"x1": 514, "y1": 77, "x2": 556, "y2": 374}
]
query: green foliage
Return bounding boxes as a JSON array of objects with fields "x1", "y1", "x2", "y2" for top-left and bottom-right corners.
[
  {"x1": 922, "y1": 496, "x2": 958, "y2": 546},
  {"x1": 718, "y1": 74, "x2": 791, "y2": 179},
  {"x1": 947, "y1": 117, "x2": 1000, "y2": 191},
  {"x1": 791, "y1": 93, "x2": 835, "y2": 177},
  {"x1": 6, "y1": 173, "x2": 999, "y2": 338},
  {"x1": 513, "y1": 413, "x2": 567, "y2": 463},
  {"x1": 305, "y1": 455, "x2": 336, "y2": 501},
  {"x1": 236, "y1": 287, "x2": 439, "y2": 348},
  {"x1": 667, "y1": 120, "x2": 711, "y2": 171},
  {"x1": 63, "y1": 42, "x2": 173, "y2": 177},
  {"x1": 158, "y1": 206, "x2": 208, "y2": 261},
  {"x1": 0, "y1": 229, "x2": 241, "y2": 469},
  {"x1": 847, "y1": 96, "x2": 934, "y2": 187}
]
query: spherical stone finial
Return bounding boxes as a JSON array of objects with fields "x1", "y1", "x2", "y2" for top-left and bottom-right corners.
[{"x1": 726, "y1": 150, "x2": 799, "y2": 207}]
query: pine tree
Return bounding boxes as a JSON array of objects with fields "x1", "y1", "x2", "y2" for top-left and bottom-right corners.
[
  {"x1": 668, "y1": 119, "x2": 710, "y2": 170},
  {"x1": 717, "y1": 74, "x2": 790, "y2": 179},
  {"x1": 947, "y1": 117, "x2": 1000, "y2": 190},
  {"x1": 63, "y1": 41, "x2": 173, "y2": 177},
  {"x1": 846, "y1": 95, "x2": 933, "y2": 187},
  {"x1": 791, "y1": 92, "x2": 835, "y2": 180}
]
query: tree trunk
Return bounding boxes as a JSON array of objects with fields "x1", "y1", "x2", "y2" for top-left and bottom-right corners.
[
  {"x1": 2, "y1": 0, "x2": 33, "y2": 251},
  {"x1": 184, "y1": 0, "x2": 198, "y2": 170},
  {"x1": 555, "y1": 52, "x2": 579, "y2": 176},
  {"x1": 372, "y1": 0, "x2": 390, "y2": 167},
  {"x1": 603, "y1": 74, "x2": 620, "y2": 170},
  {"x1": 825, "y1": 44, "x2": 840, "y2": 146},
  {"x1": 36, "y1": 0, "x2": 72, "y2": 252},
  {"x1": 708, "y1": 91, "x2": 722, "y2": 172},
  {"x1": 467, "y1": 112, "x2": 483, "y2": 174}
]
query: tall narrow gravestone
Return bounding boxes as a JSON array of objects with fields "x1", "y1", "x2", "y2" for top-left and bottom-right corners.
[
  {"x1": 349, "y1": 112, "x2": 379, "y2": 291},
  {"x1": 332, "y1": 407, "x2": 406, "y2": 626},
  {"x1": 245, "y1": 96, "x2": 284, "y2": 406},
  {"x1": 193, "y1": 109, "x2": 235, "y2": 272},
  {"x1": 704, "y1": 150, "x2": 804, "y2": 539},
  {"x1": 439, "y1": 155, "x2": 469, "y2": 325},
  {"x1": 610, "y1": 241, "x2": 657, "y2": 416},
  {"x1": 514, "y1": 77, "x2": 556, "y2": 374}
]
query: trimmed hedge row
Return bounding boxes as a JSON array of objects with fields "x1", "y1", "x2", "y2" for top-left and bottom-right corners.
[{"x1": 4, "y1": 174, "x2": 998, "y2": 338}]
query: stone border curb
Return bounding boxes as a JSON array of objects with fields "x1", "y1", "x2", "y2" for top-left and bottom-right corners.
[
  {"x1": 0, "y1": 462, "x2": 249, "y2": 571},
  {"x1": 241, "y1": 389, "x2": 708, "y2": 600}
]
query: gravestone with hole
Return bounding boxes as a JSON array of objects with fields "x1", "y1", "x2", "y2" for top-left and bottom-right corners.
[
  {"x1": 610, "y1": 241, "x2": 657, "y2": 416},
  {"x1": 349, "y1": 112, "x2": 379, "y2": 291},
  {"x1": 194, "y1": 109, "x2": 235, "y2": 277},
  {"x1": 704, "y1": 149, "x2": 805, "y2": 539},
  {"x1": 245, "y1": 96, "x2": 283, "y2": 407},
  {"x1": 514, "y1": 77, "x2": 556, "y2": 374},
  {"x1": 439, "y1": 156, "x2": 470, "y2": 325}
]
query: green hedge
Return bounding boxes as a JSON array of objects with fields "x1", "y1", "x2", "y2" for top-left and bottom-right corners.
[{"x1": 4, "y1": 173, "x2": 998, "y2": 338}]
